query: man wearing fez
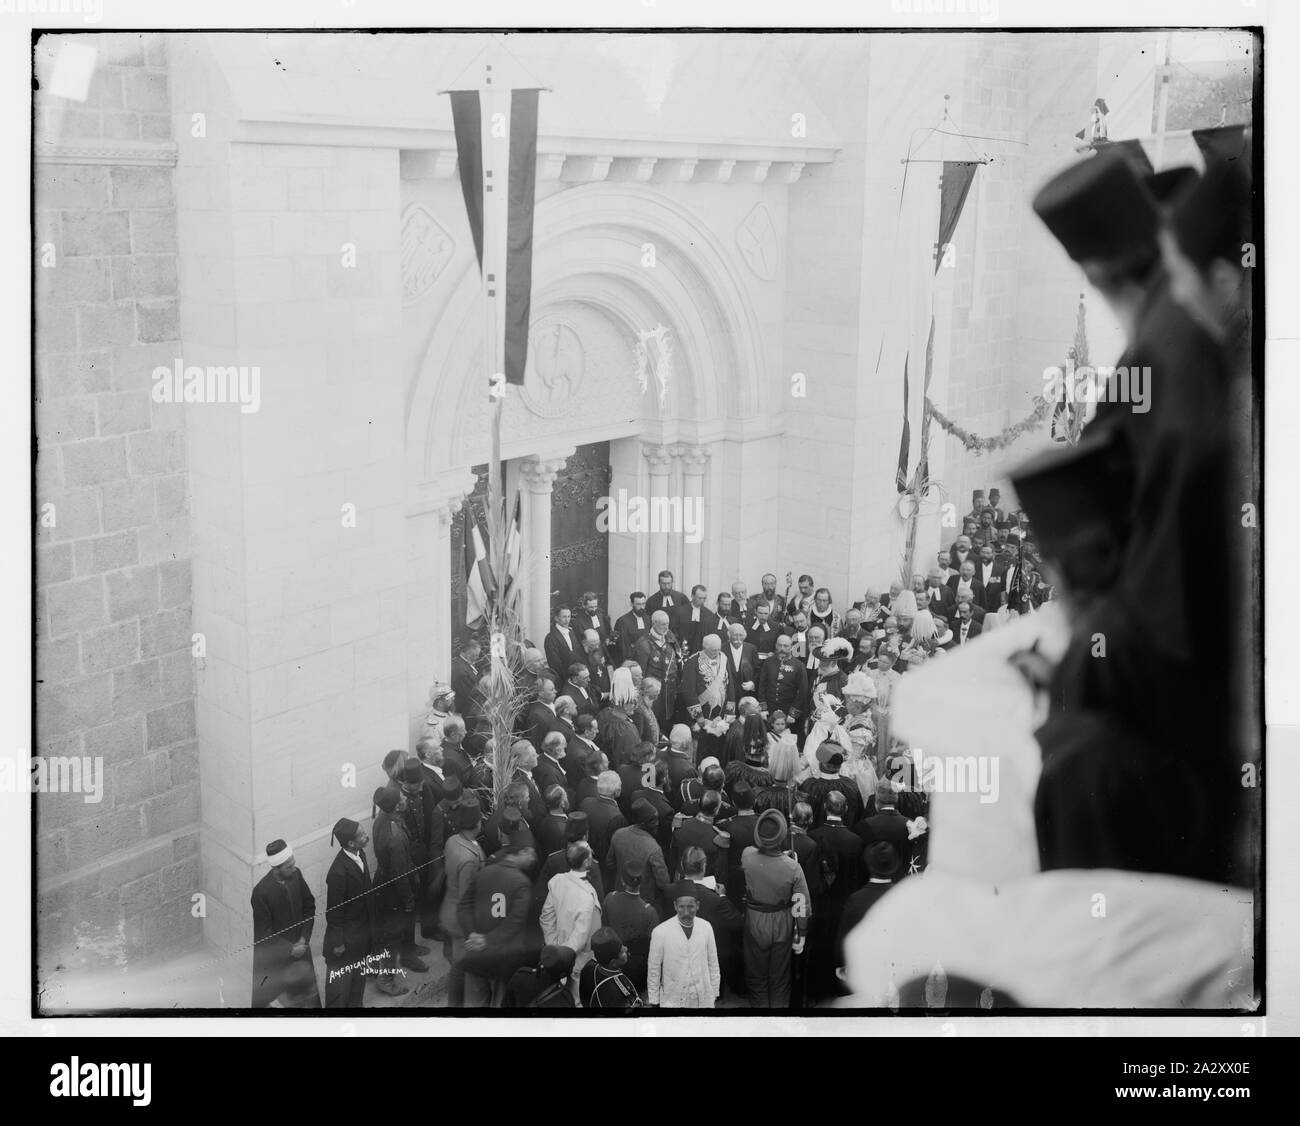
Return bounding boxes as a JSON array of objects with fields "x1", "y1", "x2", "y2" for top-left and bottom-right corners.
[
  {"x1": 740, "y1": 810, "x2": 810, "y2": 1009},
  {"x1": 633, "y1": 610, "x2": 680, "y2": 726},
  {"x1": 371, "y1": 787, "x2": 415, "y2": 998},
  {"x1": 250, "y1": 839, "x2": 320, "y2": 1008},
  {"x1": 1031, "y1": 151, "x2": 1237, "y2": 771},
  {"x1": 647, "y1": 882, "x2": 722, "y2": 1009},
  {"x1": 323, "y1": 817, "x2": 378, "y2": 1008}
]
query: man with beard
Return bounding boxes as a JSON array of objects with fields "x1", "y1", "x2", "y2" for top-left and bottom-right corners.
[
  {"x1": 747, "y1": 572, "x2": 788, "y2": 622},
  {"x1": 582, "y1": 629, "x2": 612, "y2": 703},
  {"x1": 680, "y1": 633, "x2": 731, "y2": 761},
  {"x1": 251, "y1": 839, "x2": 320, "y2": 1008},
  {"x1": 646, "y1": 570, "x2": 688, "y2": 616},
  {"x1": 757, "y1": 633, "x2": 808, "y2": 733},
  {"x1": 748, "y1": 601, "x2": 782, "y2": 663},
  {"x1": 573, "y1": 591, "x2": 614, "y2": 660},
  {"x1": 633, "y1": 611, "x2": 680, "y2": 728},
  {"x1": 614, "y1": 591, "x2": 651, "y2": 664},
  {"x1": 671, "y1": 585, "x2": 720, "y2": 656}
]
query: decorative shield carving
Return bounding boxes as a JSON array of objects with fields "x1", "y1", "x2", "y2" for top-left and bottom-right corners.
[
  {"x1": 401, "y1": 203, "x2": 456, "y2": 304},
  {"x1": 736, "y1": 202, "x2": 779, "y2": 281},
  {"x1": 520, "y1": 317, "x2": 586, "y2": 418}
]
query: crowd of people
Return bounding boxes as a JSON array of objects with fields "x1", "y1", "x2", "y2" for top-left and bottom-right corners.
[
  {"x1": 250, "y1": 140, "x2": 1257, "y2": 1013},
  {"x1": 250, "y1": 503, "x2": 1058, "y2": 1011}
]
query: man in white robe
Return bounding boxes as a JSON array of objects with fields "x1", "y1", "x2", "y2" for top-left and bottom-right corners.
[{"x1": 647, "y1": 882, "x2": 721, "y2": 1009}]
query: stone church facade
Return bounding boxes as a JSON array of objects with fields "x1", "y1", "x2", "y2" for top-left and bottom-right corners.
[{"x1": 36, "y1": 30, "x2": 1197, "y2": 981}]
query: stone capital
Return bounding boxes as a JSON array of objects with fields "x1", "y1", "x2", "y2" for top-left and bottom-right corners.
[
  {"x1": 642, "y1": 443, "x2": 678, "y2": 475},
  {"x1": 679, "y1": 443, "x2": 713, "y2": 475},
  {"x1": 518, "y1": 455, "x2": 568, "y2": 493}
]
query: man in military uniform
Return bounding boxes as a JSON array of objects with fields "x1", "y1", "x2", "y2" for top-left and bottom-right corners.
[
  {"x1": 756, "y1": 634, "x2": 808, "y2": 732},
  {"x1": 741, "y1": 810, "x2": 810, "y2": 1009}
]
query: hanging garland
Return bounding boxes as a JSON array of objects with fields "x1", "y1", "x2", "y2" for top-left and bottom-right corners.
[{"x1": 924, "y1": 394, "x2": 1052, "y2": 455}]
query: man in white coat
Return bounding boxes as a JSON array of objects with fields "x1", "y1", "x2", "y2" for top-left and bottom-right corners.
[
  {"x1": 647, "y1": 882, "x2": 722, "y2": 1009},
  {"x1": 540, "y1": 841, "x2": 603, "y2": 1001}
]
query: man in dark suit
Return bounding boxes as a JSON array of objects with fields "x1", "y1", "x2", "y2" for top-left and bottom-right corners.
[
  {"x1": 721, "y1": 621, "x2": 760, "y2": 710},
  {"x1": 716, "y1": 783, "x2": 761, "y2": 906},
  {"x1": 439, "y1": 715, "x2": 472, "y2": 786},
  {"x1": 852, "y1": 780, "x2": 913, "y2": 877},
  {"x1": 946, "y1": 559, "x2": 985, "y2": 611},
  {"x1": 668, "y1": 790, "x2": 729, "y2": 879},
  {"x1": 645, "y1": 571, "x2": 688, "y2": 616},
  {"x1": 510, "y1": 741, "x2": 549, "y2": 828},
  {"x1": 679, "y1": 844, "x2": 745, "y2": 992},
  {"x1": 614, "y1": 592, "x2": 651, "y2": 665},
  {"x1": 748, "y1": 602, "x2": 782, "y2": 663},
  {"x1": 535, "y1": 731, "x2": 572, "y2": 804},
  {"x1": 524, "y1": 675, "x2": 561, "y2": 750},
  {"x1": 563, "y1": 711, "x2": 601, "y2": 789},
  {"x1": 451, "y1": 638, "x2": 482, "y2": 721},
  {"x1": 670, "y1": 585, "x2": 719, "y2": 656},
  {"x1": 573, "y1": 591, "x2": 614, "y2": 658},
  {"x1": 952, "y1": 599, "x2": 983, "y2": 648},
  {"x1": 582, "y1": 632, "x2": 612, "y2": 703},
  {"x1": 808, "y1": 790, "x2": 864, "y2": 999},
  {"x1": 561, "y1": 662, "x2": 599, "y2": 715},
  {"x1": 975, "y1": 544, "x2": 1008, "y2": 612},
  {"x1": 323, "y1": 817, "x2": 378, "y2": 1008},
  {"x1": 544, "y1": 607, "x2": 580, "y2": 684},
  {"x1": 757, "y1": 633, "x2": 808, "y2": 729},
  {"x1": 580, "y1": 772, "x2": 627, "y2": 870},
  {"x1": 747, "y1": 573, "x2": 788, "y2": 624},
  {"x1": 924, "y1": 569, "x2": 958, "y2": 621},
  {"x1": 835, "y1": 841, "x2": 900, "y2": 974},
  {"x1": 251, "y1": 839, "x2": 320, "y2": 1008},
  {"x1": 632, "y1": 759, "x2": 675, "y2": 855}
]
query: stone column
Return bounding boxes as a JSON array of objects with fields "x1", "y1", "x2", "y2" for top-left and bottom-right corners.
[
  {"x1": 518, "y1": 455, "x2": 568, "y2": 646},
  {"x1": 643, "y1": 443, "x2": 676, "y2": 586},
  {"x1": 679, "y1": 444, "x2": 712, "y2": 590}
]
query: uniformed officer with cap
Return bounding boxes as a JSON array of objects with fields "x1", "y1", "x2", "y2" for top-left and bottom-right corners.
[{"x1": 740, "y1": 809, "x2": 811, "y2": 1009}]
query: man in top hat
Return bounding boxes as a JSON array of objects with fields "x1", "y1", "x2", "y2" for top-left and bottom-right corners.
[
  {"x1": 458, "y1": 838, "x2": 537, "y2": 1007},
  {"x1": 250, "y1": 839, "x2": 320, "y2": 1008},
  {"x1": 580, "y1": 928, "x2": 643, "y2": 1010},
  {"x1": 440, "y1": 798, "x2": 485, "y2": 1007},
  {"x1": 740, "y1": 810, "x2": 810, "y2": 1009},
  {"x1": 647, "y1": 882, "x2": 722, "y2": 1009},
  {"x1": 606, "y1": 797, "x2": 672, "y2": 912},
  {"x1": 323, "y1": 817, "x2": 378, "y2": 1008},
  {"x1": 370, "y1": 787, "x2": 414, "y2": 997},
  {"x1": 601, "y1": 858, "x2": 661, "y2": 994}
]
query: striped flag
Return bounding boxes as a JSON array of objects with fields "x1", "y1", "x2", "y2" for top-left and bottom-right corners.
[
  {"x1": 501, "y1": 492, "x2": 523, "y2": 609},
  {"x1": 464, "y1": 507, "x2": 493, "y2": 628},
  {"x1": 447, "y1": 57, "x2": 542, "y2": 387}
]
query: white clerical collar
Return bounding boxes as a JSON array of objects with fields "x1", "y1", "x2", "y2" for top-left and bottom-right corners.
[{"x1": 691, "y1": 607, "x2": 701, "y2": 620}]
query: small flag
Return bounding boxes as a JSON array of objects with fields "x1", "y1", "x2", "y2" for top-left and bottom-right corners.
[
  {"x1": 464, "y1": 507, "x2": 493, "y2": 628},
  {"x1": 502, "y1": 492, "x2": 523, "y2": 608}
]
